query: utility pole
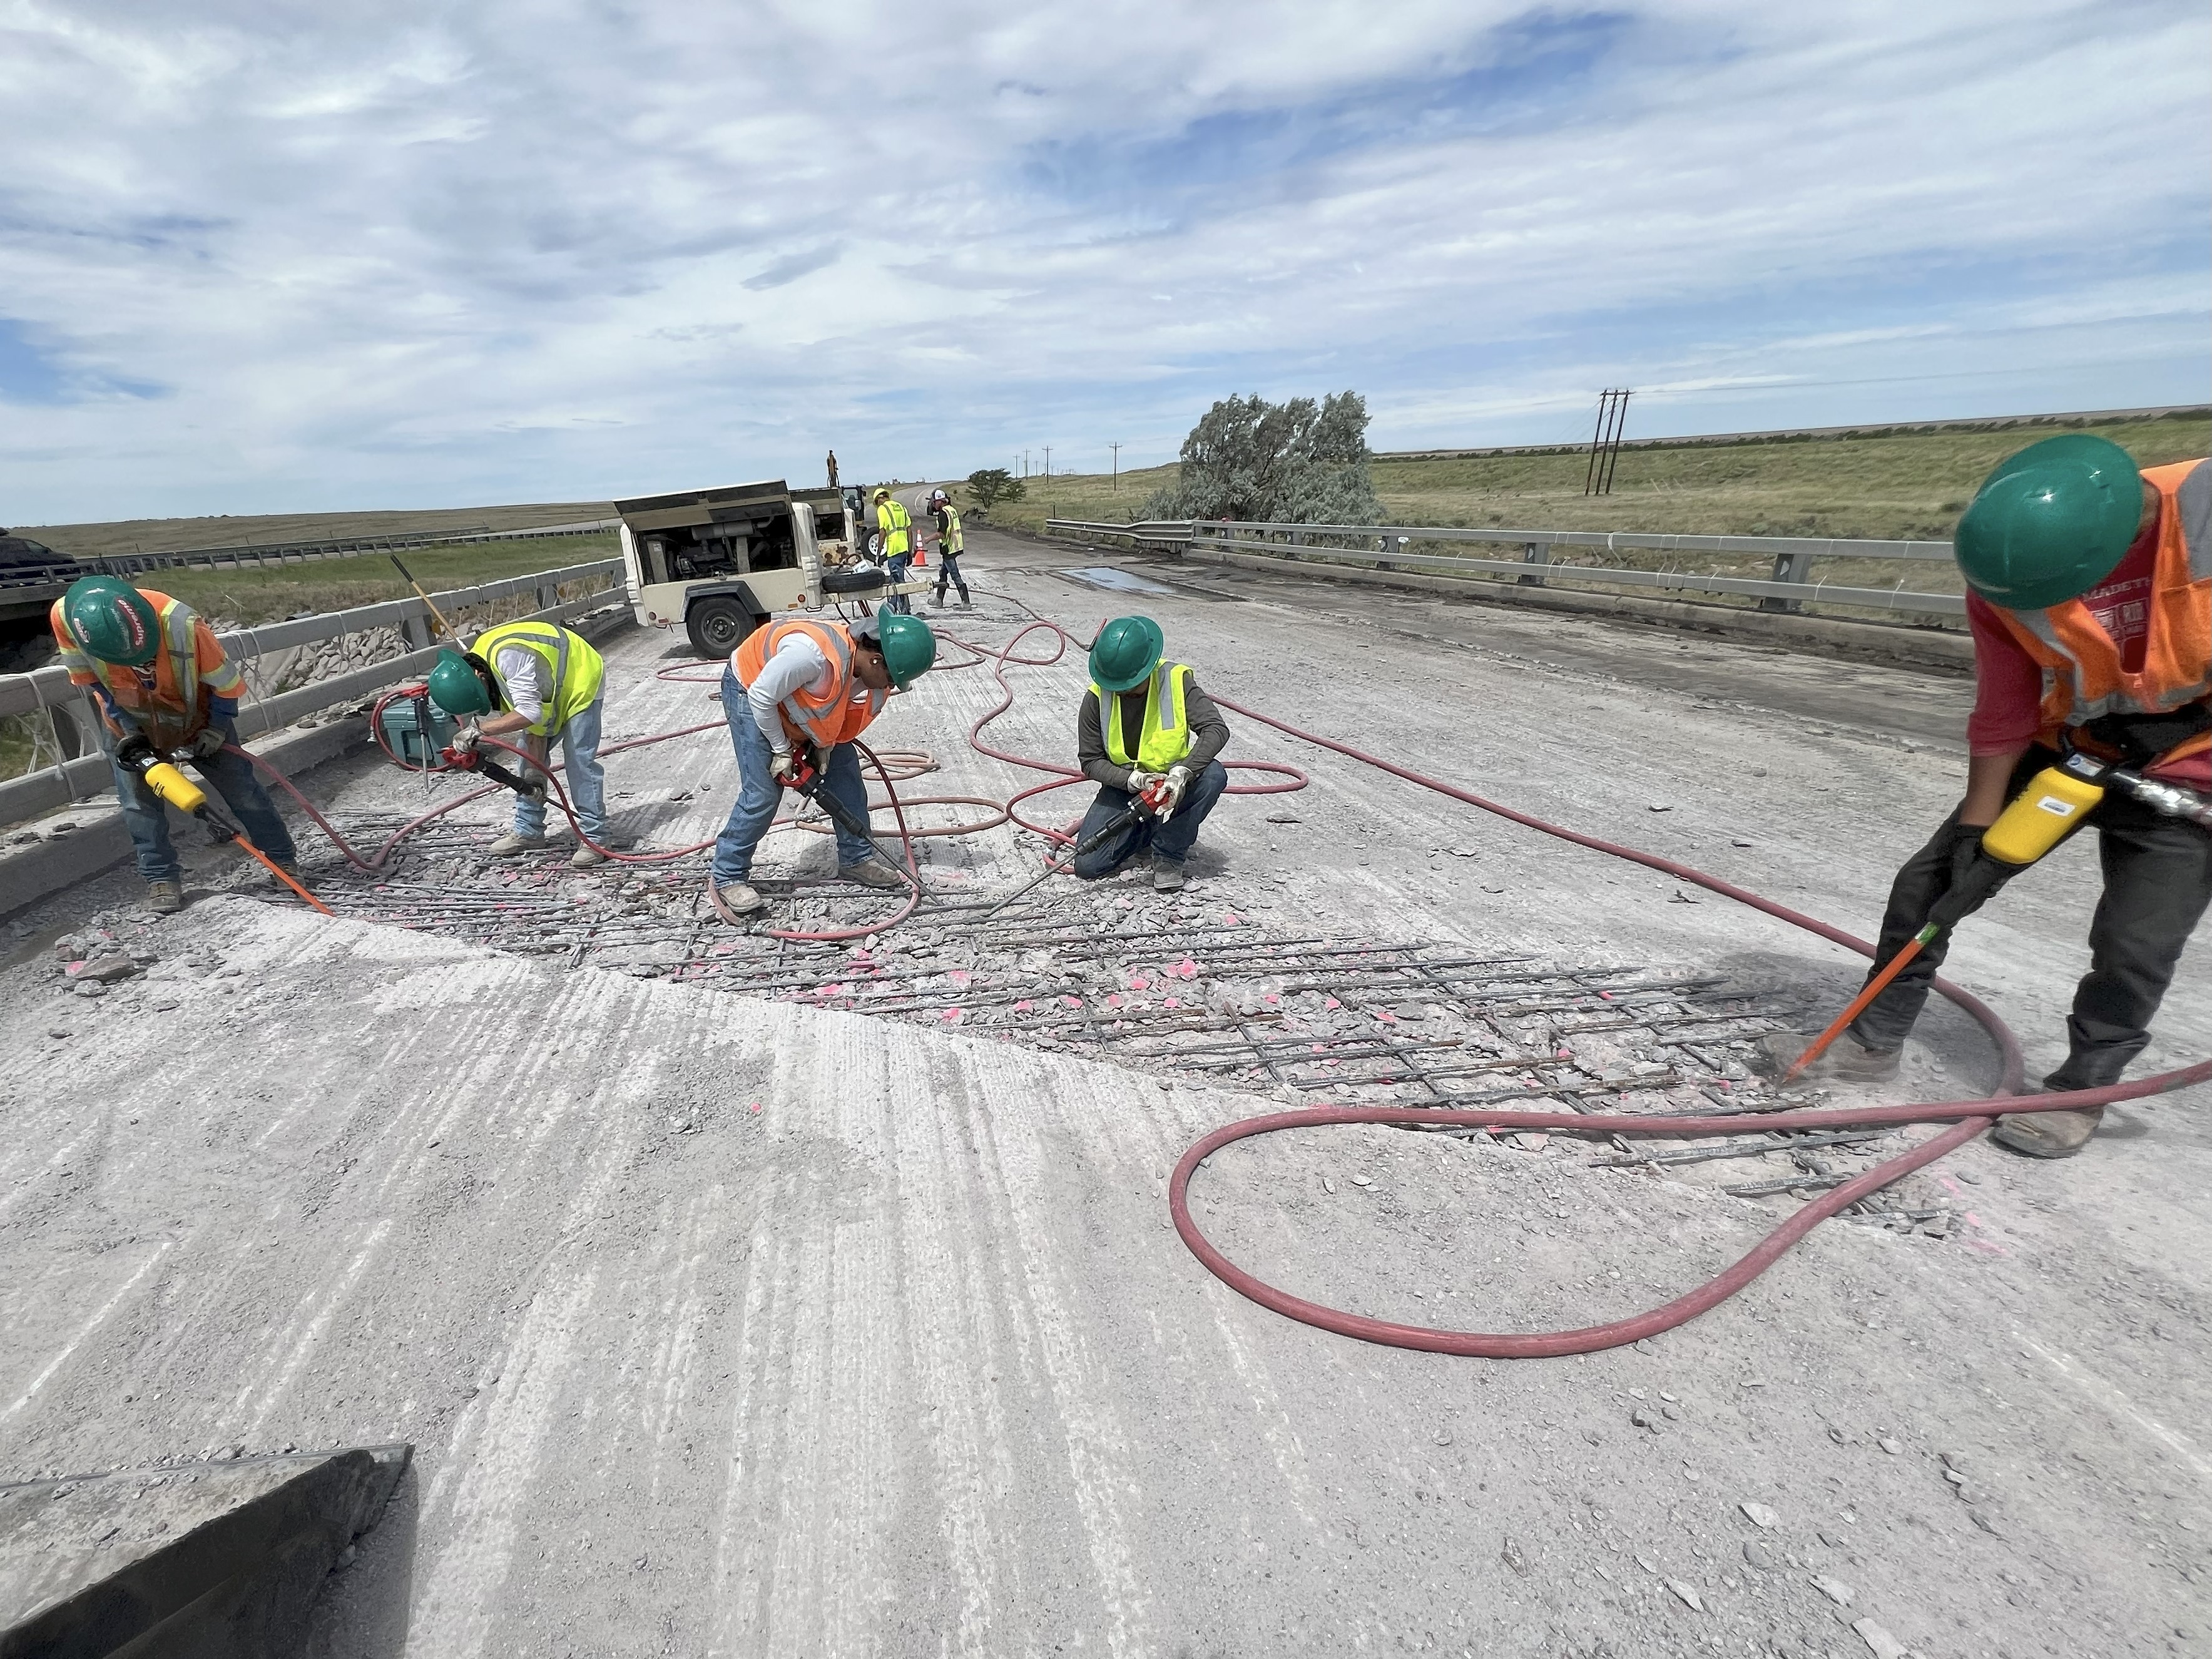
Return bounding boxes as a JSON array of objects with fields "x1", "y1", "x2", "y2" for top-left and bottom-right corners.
[
  {"x1": 1583, "y1": 389, "x2": 1632, "y2": 496},
  {"x1": 1042, "y1": 445, "x2": 1052, "y2": 486},
  {"x1": 1109, "y1": 441, "x2": 1121, "y2": 491}
]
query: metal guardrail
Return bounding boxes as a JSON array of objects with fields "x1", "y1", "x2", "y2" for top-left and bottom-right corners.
[
  {"x1": 1044, "y1": 518, "x2": 1966, "y2": 620},
  {"x1": 0, "y1": 558, "x2": 623, "y2": 827},
  {"x1": 0, "y1": 518, "x2": 619, "y2": 590}
]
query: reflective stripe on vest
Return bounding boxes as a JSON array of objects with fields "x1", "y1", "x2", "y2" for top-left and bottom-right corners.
[
  {"x1": 1992, "y1": 459, "x2": 2212, "y2": 748},
  {"x1": 940, "y1": 504, "x2": 963, "y2": 554},
  {"x1": 733, "y1": 618, "x2": 884, "y2": 749},
  {"x1": 1094, "y1": 663, "x2": 1195, "y2": 773},
  {"x1": 472, "y1": 620, "x2": 606, "y2": 738},
  {"x1": 51, "y1": 589, "x2": 218, "y2": 745}
]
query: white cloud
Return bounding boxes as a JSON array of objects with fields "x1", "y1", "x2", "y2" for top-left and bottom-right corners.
[{"x1": 0, "y1": 0, "x2": 2204, "y2": 520}]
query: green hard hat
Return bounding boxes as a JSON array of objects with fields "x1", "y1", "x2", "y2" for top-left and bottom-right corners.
[
  {"x1": 61, "y1": 576, "x2": 161, "y2": 667},
  {"x1": 1088, "y1": 615, "x2": 1163, "y2": 693},
  {"x1": 874, "y1": 612, "x2": 937, "y2": 689},
  {"x1": 1954, "y1": 434, "x2": 2146, "y2": 611},
  {"x1": 426, "y1": 648, "x2": 493, "y2": 715}
]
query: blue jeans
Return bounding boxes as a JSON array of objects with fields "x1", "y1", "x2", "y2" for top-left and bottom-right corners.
[
  {"x1": 106, "y1": 720, "x2": 298, "y2": 883},
  {"x1": 510, "y1": 696, "x2": 608, "y2": 842},
  {"x1": 885, "y1": 554, "x2": 914, "y2": 614},
  {"x1": 1071, "y1": 759, "x2": 1228, "y2": 877},
  {"x1": 933, "y1": 553, "x2": 969, "y2": 602},
  {"x1": 709, "y1": 665, "x2": 875, "y2": 884}
]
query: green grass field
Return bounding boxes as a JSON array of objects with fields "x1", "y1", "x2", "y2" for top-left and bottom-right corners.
[
  {"x1": 148, "y1": 533, "x2": 621, "y2": 628},
  {"x1": 968, "y1": 411, "x2": 2211, "y2": 543}
]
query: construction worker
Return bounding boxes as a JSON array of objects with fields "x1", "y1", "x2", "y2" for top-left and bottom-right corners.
[
  {"x1": 1073, "y1": 615, "x2": 1231, "y2": 892},
  {"x1": 49, "y1": 575, "x2": 299, "y2": 914},
  {"x1": 708, "y1": 610, "x2": 937, "y2": 917},
  {"x1": 1807, "y1": 435, "x2": 2210, "y2": 1158},
  {"x1": 426, "y1": 620, "x2": 611, "y2": 869},
  {"x1": 930, "y1": 489, "x2": 971, "y2": 609},
  {"x1": 874, "y1": 488, "x2": 914, "y2": 615},
  {"x1": 827, "y1": 449, "x2": 839, "y2": 487}
]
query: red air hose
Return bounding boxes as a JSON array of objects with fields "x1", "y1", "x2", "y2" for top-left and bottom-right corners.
[{"x1": 1167, "y1": 693, "x2": 2210, "y2": 1356}]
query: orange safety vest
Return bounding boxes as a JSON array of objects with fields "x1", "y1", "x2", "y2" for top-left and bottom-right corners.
[
  {"x1": 732, "y1": 618, "x2": 884, "y2": 750},
  {"x1": 1992, "y1": 459, "x2": 2212, "y2": 764},
  {"x1": 48, "y1": 587, "x2": 245, "y2": 748}
]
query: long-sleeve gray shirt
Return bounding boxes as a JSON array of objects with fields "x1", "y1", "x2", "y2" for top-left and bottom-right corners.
[{"x1": 1076, "y1": 673, "x2": 1230, "y2": 790}]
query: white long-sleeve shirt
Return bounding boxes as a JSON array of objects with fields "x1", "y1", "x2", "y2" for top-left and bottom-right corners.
[
  {"x1": 494, "y1": 645, "x2": 548, "y2": 724},
  {"x1": 746, "y1": 634, "x2": 835, "y2": 753}
]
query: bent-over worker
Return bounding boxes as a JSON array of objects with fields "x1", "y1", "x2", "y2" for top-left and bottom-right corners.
[
  {"x1": 708, "y1": 611, "x2": 937, "y2": 917},
  {"x1": 874, "y1": 488, "x2": 914, "y2": 615},
  {"x1": 1808, "y1": 435, "x2": 2211, "y2": 1159},
  {"x1": 51, "y1": 576, "x2": 300, "y2": 914},
  {"x1": 427, "y1": 620, "x2": 611, "y2": 869},
  {"x1": 1072, "y1": 614, "x2": 1231, "y2": 892}
]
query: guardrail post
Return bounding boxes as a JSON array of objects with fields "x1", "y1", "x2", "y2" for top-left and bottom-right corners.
[
  {"x1": 537, "y1": 576, "x2": 560, "y2": 612},
  {"x1": 1519, "y1": 541, "x2": 1549, "y2": 586},
  {"x1": 399, "y1": 608, "x2": 433, "y2": 651},
  {"x1": 1760, "y1": 550, "x2": 1815, "y2": 613}
]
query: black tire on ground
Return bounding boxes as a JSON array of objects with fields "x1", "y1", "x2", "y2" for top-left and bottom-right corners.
[{"x1": 685, "y1": 596, "x2": 760, "y2": 661}]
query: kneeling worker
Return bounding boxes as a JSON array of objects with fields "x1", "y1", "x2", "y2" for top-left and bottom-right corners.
[
  {"x1": 51, "y1": 576, "x2": 300, "y2": 914},
  {"x1": 427, "y1": 619, "x2": 610, "y2": 868},
  {"x1": 1073, "y1": 615, "x2": 1230, "y2": 892},
  {"x1": 1813, "y1": 435, "x2": 2209, "y2": 1158},
  {"x1": 709, "y1": 611, "x2": 937, "y2": 916}
]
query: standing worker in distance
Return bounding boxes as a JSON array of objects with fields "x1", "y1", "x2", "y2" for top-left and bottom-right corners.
[
  {"x1": 427, "y1": 620, "x2": 612, "y2": 869},
  {"x1": 874, "y1": 488, "x2": 914, "y2": 615},
  {"x1": 929, "y1": 488, "x2": 971, "y2": 610},
  {"x1": 826, "y1": 449, "x2": 838, "y2": 487},
  {"x1": 708, "y1": 611, "x2": 938, "y2": 917},
  {"x1": 49, "y1": 576, "x2": 300, "y2": 914},
  {"x1": 1073, "y1": 615, "x2": 1231, "y2": 892},
  {"x1": 1807, "y1": 436, "x2": 2210, "y2": 1158}
]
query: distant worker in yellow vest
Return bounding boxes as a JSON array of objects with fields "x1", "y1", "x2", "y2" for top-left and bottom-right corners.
[
  {"x1": 1800, "y1": 436, "x2": 2210, "y2": 1160},
  {"x1": 49, "y1": 576, "x2": 300, "y2": 914},
  {"x1": 1072, "y1": 615, "x2": 1231, "y2": 892},
  {"x1": 873, "y1": 488, "x2": 915, "y2": 615},
  {"x1": 427, "y1": 621, "x2": 611, "y2": 868},
  {"x1": 929, "y1": 488, "x2": 971, "y2": 609}
]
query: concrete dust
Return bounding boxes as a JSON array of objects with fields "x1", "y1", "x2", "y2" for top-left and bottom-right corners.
[{"x1": 1, "y1": 528, "x2": 2208, "y2": 1656}]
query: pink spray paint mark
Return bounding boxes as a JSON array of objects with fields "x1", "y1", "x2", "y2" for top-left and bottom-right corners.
[
  {"x1": 1128, "y1": 974, "x2": 1150, "y2": 991},
  {"x1": 1376, "y1": 1011, "x2": 1399, "y2": 1024},
  {"x1": 1106, "y1": 993, "x2": 1124, "y2": 1009},
  {"x1": 1323, "y1": 996, "x2": 1341, "y2": 1010},
  {"x1": 1164, "y1": 996, "x2": 1181, "y2": 1009},
  {"x1": 1013, "y1": 999, "x2": 1035, "y2": 1013},
  {"x1": 749, "y1": 1101, "x2": 763, "y2": 1114},
  {"x1": 1063, "y1": 995, "x2": 1083, "y2": 1008},
  {"x1": 949, "y1": 969, "x2": 972, "y2": 987},
  {"x1": 1170, "y1": 958, "x2": 1201, "y2": 980},
  {"x1": 1223, "y1": 911, "x2": 1241, "y2": 924}
]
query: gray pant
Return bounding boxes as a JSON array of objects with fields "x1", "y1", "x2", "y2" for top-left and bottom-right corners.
[{"x1": 1850, "y1": 748, "x2": 2212, "y2": 1086}]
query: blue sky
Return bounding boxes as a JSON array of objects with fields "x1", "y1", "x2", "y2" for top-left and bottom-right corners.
[{"x1": 0, "y1": 0, "x2": 2206, "y2": 523}]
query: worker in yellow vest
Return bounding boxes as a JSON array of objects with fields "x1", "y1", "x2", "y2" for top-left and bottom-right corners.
[
  {"x1": 873, "y1": 489, "x2": 915, "y2": 615},
  {"x1": 929, "y1": 489, "x2": 971, "y2": 608},
  {"x1": 427, "y1": 620, "x2": 610, "y2": 868},
  {"x1": 1802, "y1": 436, "x2": 2210, "y2": 1159},
  {"x1": 49, "y1": 576, "x2": 300, "y2": 913},
  {"x1": 1072, "y1": 615, "x2": 1231, "y2": 892}
]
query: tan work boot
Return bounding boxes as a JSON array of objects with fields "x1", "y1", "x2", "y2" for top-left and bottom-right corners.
[
  {"x1": 487, "y1": 832, "x2": 550, "y2": 855},
  {"x1": 145, "y1": 878, "x2": 184, "y2": 915},
  {"x1": 711, "y1": 881, "x2": 765, "y2": 919},
  {"x1": 1151, "y1": 854, "x2": 1187, "y2": 892},
  {"x1": 839, "y1": 859, "x2": 905, "y2": 889},
  {"x1": 1992, "y1": 1105, "x2": 2104, "y2": 1158},
  {"x1": 570, "y1": 843, "x2": 611, "y2": 869},
  {"x1": 1758, "y1": 1029, "x2": 1900, "y2": 1083}
]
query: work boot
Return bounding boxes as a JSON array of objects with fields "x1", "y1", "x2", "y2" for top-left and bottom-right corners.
[
  {"x1": 1151, "y1": 854, "x2": 1186, "y2": 892},
  {"x1": 1993, "y1": 1078, "x2": 2107, "y2": 1158},
  {"x1": 268, "y1": 862, "x2": 308, "y2": 893},
  {"x1": 570, "y1": 843, "x2": 611, "y2": 870},
  {"x1": 145, "y1": 878, "x2": 184, "y2": 916},
  {"x1": 711, "y1": 881, "x2": 765, "y2": 918},
  {"x1": 1757, "y1": 1029, "x2": 1900, "y2": 1083},
  {"x1": 839, "y1": 858, "x2": 905, "y2": 889},
  {"x1": 487, "y1": 832, "x2": 550, "y2": 856}
]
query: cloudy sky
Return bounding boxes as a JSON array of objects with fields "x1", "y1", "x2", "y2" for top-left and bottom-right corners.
[{"x1": 2, "y1": 0, "x2": 2206, "y2": 521}]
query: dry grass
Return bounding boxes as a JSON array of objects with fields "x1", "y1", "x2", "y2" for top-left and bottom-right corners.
[
  {"x1": 14, "y1": 502, "x2": 613, "y2": 560},
  {"x1": 968, "y1": 412, "x2": 2209, "y2": 544}
]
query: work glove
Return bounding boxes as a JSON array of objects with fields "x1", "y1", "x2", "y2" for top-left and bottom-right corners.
[
  {"x1": 1944, "y1": 822, "x2": 1987, "y2": 887},
  {"x1": 1124, "y1": 768, "x2": 1161, "y2": 814},
  {"x1": 188, "y1": 725, "x2": 230, "y2": 762},
  {"x1": 771, "y1": 750, "x2": 799, "y2": 784},
  {"x1": 449, "y1": 724, "x2": 481, "y2": 758},
  {"x1": 1158, "y1": 765, "x2": 1193, "y2": 811}
]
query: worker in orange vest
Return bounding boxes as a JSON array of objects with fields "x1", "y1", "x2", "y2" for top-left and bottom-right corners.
[
  {"x1": 707, "y1": 611, "x2": 937, "y2": 917},
  {"x1": 1798, "y1": 436, "x2": 2210, "y2": 1158},
  {"x1": 49, "y1": 576, "x2": 300, "y2": 914}
]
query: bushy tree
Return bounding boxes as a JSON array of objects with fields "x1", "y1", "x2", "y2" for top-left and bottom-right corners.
[
  {"x1": 1139, "y1": 391, "x2": 1380, "y2": 525},
  {"x1": 966, "y1": 467, "x2": 1025, "y2": 511}
]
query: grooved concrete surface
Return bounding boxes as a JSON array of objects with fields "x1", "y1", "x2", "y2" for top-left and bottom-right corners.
[{"x1": 3, "y1": 531, "x2": 2208, "y2": 1657}]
